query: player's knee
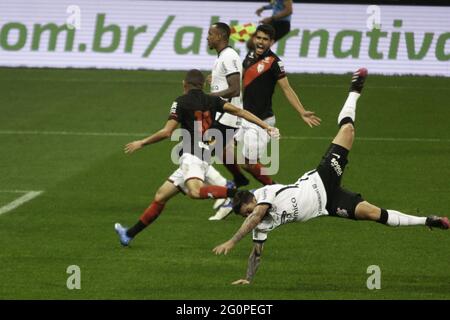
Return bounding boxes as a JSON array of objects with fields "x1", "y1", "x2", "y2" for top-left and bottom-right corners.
[
  {"x1": 154, "y1": 190, "x2": 167, "y2": 203},
  {"x1": 341, "y1": 123, "x2": 354, "y2": 139},
  {"x1": 187, "y1": 187, "x2": 201, "y2": 199},
  {"x1": 355, "y1": 202, "x2": 380, "y2": 221}
]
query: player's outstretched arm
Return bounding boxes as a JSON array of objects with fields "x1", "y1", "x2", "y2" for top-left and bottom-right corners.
[
  {"x1": 223, "y1": 103, "x2": 280, "y2": 139},
  {"x1": 213, "y1": 204, "x2": 269, "y2": 255},
  {"x1": 209, "y1": 73, "x2": 241, "y2": 99},
  {"x1": 124, "y1": 119, "x2": 178, "y2": 154},
  {"x1": 277, "y1": 77, "x2": 321, "y2": 128},
  {"x1": 232, "y1": 242, "x2": 264, "y2": 285}
]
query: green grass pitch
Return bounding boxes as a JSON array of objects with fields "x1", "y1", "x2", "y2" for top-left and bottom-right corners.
[{"x1": 0, "y1": 68, "x2": 449, "y2": 299}]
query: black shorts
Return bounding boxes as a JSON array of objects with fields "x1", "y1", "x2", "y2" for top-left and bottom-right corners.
[
  {"x1": 316, "y1": 143, "x2": 363, "y2": 220},
  {"x1": 270, "y1": 20, "x2": 291, "y2": 42}
]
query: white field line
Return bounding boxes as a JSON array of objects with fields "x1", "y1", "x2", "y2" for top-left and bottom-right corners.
[
  {"x1": 0, "y1": 130, "x2": 449, "y2": 143},
  {"x1": 0, "y1": 190, "x2": 43, "y2": 216}
]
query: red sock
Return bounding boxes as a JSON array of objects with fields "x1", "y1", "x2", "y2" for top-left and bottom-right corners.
[
  {"x1": 245, "y1": 163, "x2": 274, "y2": 185},
  {"x1": 139, "y1": 201, "x2": 165, "y2": 225},
  {"x1": 199, "y1": 185, "x2": 228, "y2": 199}
]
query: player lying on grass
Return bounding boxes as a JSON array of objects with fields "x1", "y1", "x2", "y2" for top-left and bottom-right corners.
[
  {"x1": 114, "y1": 69, "x2": 280, "y2": 246},
  {"x1": 212, "y1": 68, "x2": 449, "y2": 284}
]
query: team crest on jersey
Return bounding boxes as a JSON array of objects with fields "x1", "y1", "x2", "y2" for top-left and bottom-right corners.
[{"x1": 257, "y1": 63, "x2": 265, "y2": 73}]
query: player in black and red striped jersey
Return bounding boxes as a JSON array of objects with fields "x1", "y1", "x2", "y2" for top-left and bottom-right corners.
[
  {"x1": 114, "y1": 69, "x2": 280, "y2": 246},
  {"x1": 235, "y1": 25, "x2": 321, "y2": 188}
]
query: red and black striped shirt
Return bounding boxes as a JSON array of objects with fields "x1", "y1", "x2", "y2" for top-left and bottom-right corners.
[{"x1": 243, "y1": 49, "x2": 286, "y2": 120}]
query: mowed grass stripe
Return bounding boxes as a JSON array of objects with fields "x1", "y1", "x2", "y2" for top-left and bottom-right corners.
[{"x1": 0, "y1": 130, "x2": 449, "y2": 143}]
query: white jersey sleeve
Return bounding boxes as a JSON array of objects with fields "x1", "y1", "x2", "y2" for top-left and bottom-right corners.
[
  {"x1": 211, "y1": 47, "x2": 243, "y2": 128},
  {"x1": 253, "y1": 185, "x2": 278, "y2": 207}
]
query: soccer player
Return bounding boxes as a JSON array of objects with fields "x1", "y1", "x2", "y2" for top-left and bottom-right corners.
[
  {"x1": 213, "y1": 68, "x2": 449, "y2": 284},
  {"x1": 255, "y1": 0, "x2": 293, "y2": 42},
  {"x1": 206, "y1": 22, "x2": 251, "y2": 219},
  {"x1": 210, "y1": 24, "x2": 321, "y2": 220},
  {"x1": 235, "y1": 24, "x2": 321, "y2": 186},
  {"x1": 114, "y1": 69, "x2": 280, "y2": 246}
]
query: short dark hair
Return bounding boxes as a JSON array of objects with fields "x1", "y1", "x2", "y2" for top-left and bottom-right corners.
[
  {"x1": 184, "y1": 69, "x2": 205, "y2": 89},
  {"x1": 212, "y1": 22, "x2": 231, "y2": 40},
  {"x1": 232, "y1": 190, "x2": 255, "y2": 214},
  {"x1": 256, "y1": 24, "x2": 276, "y2": 40}
]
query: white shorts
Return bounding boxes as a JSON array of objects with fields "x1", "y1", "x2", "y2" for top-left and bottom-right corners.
[
  {"x1": 168, "y1": 153, "x2": 226, "y2": 193},
  {"x1": 235, "y1": 116, "x2": 275, "y2": 162}
]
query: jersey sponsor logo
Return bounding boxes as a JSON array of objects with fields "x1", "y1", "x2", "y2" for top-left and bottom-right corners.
[
  {"x1": 332, "y1": 153, "x2": 341, "y2": 159},
  {"x1": 336, "y1": 207, "x2": 349, "y2": 218},
  {"x1": 222, "y1": 61, "x2": 228, "y2": 73},
  {"x1": 291, "y1": 197, "x2": 299, "y2": 216},
  {"x1": 232, "y1": 59, "x2": 239, "y2": 71},
  {"x1": 169, "y1": 101, "x2": 178, "y2": 119},
  {"x1": 312, "y1": 183, "x2": 323, "y2": 211},
  {"x1": 170, "y1": 101, "x2": 177, "y2": 113},
  {"x1": 277, "y1": 60, "x2": 285, "y2": 73},
  {"x1": 331, "y1": 157, "x2": 343, "y2": 176},
  {"x1": 262, "y1": 189, "x2": 267, "y2": 200}
]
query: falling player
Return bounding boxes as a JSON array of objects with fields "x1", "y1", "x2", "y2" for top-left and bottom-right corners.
[{"x1": 213, "y1": 68, "x2": 449, "y2": 284}]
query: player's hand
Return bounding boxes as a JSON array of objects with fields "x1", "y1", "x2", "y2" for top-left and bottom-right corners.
[
  {"x1": 232, "y1": 279, "x2": 250, "y2": 285},
  {"x1": 260, "y1": 17, "x2": 272, "y2": 24},
  {"x1": 206, "y1": 74, "x2": 212, "y2": 85},
  {"x1": 267, "y1": 126, "x2": 280, "y2": 140},
  {"x1": 255, "y1": 7, "x2": 264, "y2": 16},
  {"x1": 301, "y1": 111, "x2": 322, "y2": 128},
  {"x1": 213, "y1": 240, "x2": 235, "y2": 255},
  {"x1": 124, "y1": 140, "x2": 144, "y2": 154}
]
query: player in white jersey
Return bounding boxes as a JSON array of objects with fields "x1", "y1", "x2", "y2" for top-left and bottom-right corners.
[
  {"x1": 213, "y1": 68, "x2": 449, "y2": 284},
  {"x1": 207, "y1": 22, "x2": 251, "y2": 220}
]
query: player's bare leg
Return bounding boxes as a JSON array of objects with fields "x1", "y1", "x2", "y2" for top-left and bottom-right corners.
[
  {"x1": 185, "y1": 178, "x2": 236, "y2": 199},
  {"x1": 114, "y1": 181, "x2": 180, "y2": 246},
  {"x1": 331, "y1": 123, "x2": 355, "y2": 152},
  {"x1": 354, "y1": 201, "x2": 449, "y2": 229}
]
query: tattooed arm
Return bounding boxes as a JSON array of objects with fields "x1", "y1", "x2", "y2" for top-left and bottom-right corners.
[
  {"x1": 212, "y1": 204, "x2": 269, "y2": 255},
  {"x1": 231, "y1": 242, "x2": 264, "y2": 285}
]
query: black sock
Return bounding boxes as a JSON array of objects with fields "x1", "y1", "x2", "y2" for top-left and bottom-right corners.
[
  {"x1": 227, "y1": 188, "x2": 237, "y2": 198},
  {"x1": 339, "y1": 117, "x2": 354, "y2": 127},
  {"x1": 126, "y1": 220, "x2": 147, "y2": 238},
  {"x1": 377, "y1": 208, "x2": 389, "y2": 224}
]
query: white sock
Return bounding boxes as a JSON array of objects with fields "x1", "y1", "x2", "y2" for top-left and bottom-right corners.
[
  {"x1": 386, "y1": 209, "x2": 426, "y2": 227},
  {"x1": 338, "y1": 92, "x2": 360, "y2": 125}
]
